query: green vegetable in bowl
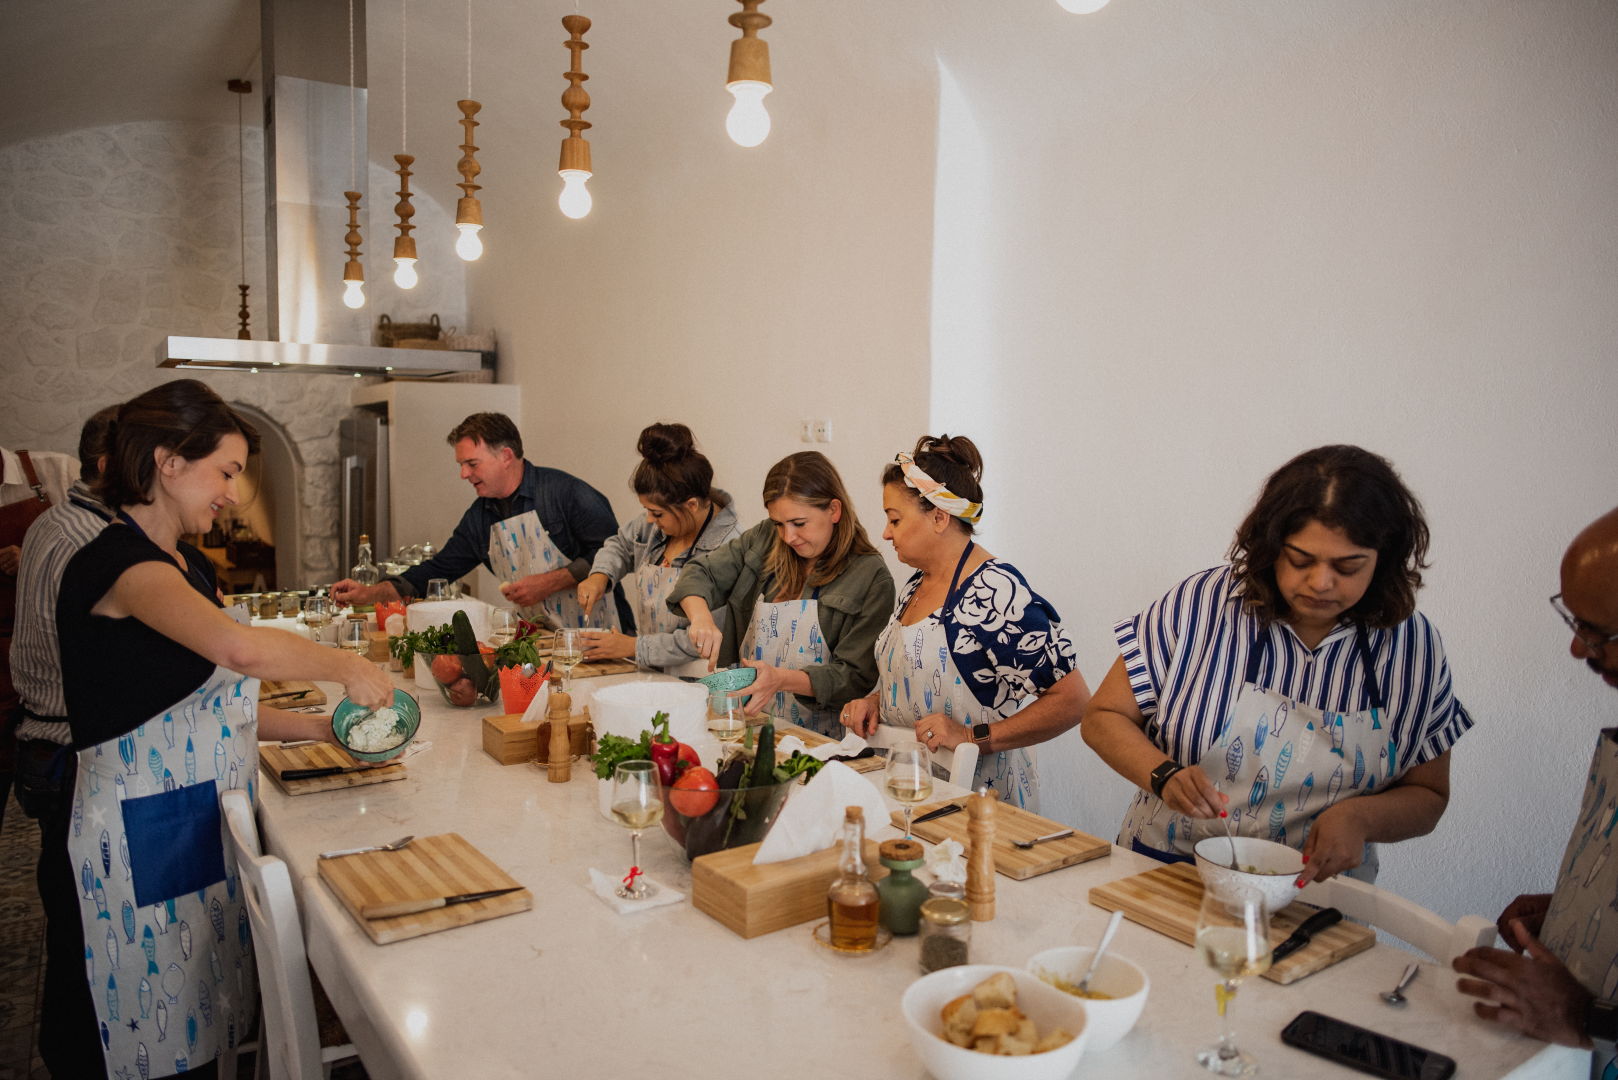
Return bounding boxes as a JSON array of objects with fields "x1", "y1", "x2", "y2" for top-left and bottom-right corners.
[{"x1": 593, "y1": 732, "x2": 654, "y2": 781}]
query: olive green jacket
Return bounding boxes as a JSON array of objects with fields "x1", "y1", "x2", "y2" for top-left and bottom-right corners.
[{"x1": 666, "y1": 519, "x2": 896, "y2": 711}]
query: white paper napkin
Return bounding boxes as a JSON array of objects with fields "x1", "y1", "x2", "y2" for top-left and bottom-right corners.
[
  {"x1": 752, "y1": 761, "x2": 891, "y2": 865},
  {"x1": 517, "y1": 678, "x2": 551, "y2": 725},
  {"x1": 587, "y1": 868, "x2": 684, "y2": 914},
  {"x1": 777, "y1": 731, "x2": 868, "y2": 763},
  {"x1": 927, "y1": 838, "x2": 968, "y2": 884}
]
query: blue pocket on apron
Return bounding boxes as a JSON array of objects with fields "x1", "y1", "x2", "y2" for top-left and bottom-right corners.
[{"x1": 121, "y1": 780, "x2": 228, "y2": 907}]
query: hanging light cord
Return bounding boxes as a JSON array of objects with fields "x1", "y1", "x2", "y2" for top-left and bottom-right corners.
[
  {"x1": 400, "y1": 0, "x2": 408, "y2": 153},
  {"x1": 348, "y1": 0, "x2": 357, "y2": 189},
  {"x1": 237, "y1": 90, "x2": 246, "y2": 284},
  {"x1": 466, "y1": 0, "x2": 473, "y2": 98}
]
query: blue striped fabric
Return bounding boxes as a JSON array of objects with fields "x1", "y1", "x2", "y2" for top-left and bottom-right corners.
[{"x1": 1114, "y1": 565, "x2": 1473, "y2": 771}]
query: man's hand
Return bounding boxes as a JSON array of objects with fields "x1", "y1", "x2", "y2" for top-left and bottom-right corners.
[
  {"x1": 501, "y1": 569, "x2": 575, "y2": 608},
  {"x1": 1497, "y1": 894, "x2": 1554, "y2": 949},
  {"x1": 1453, "y1": 919, "x2": 1593, "y2": 1048},
  {"x1": 0, "y1": 543, "x2": 20, "y2": 575},
  {"x1": 330, "y1": 579, "x2": 401, "y2": 606}
]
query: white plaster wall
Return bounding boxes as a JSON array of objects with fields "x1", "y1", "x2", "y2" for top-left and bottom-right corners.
[{"x1": 1, "y1": 120, "x2": 350, "y2": 583}]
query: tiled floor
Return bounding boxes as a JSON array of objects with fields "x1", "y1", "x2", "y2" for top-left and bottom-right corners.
[{"x1": 0, "y1": 792, "x2": 366, "y2": 1080}]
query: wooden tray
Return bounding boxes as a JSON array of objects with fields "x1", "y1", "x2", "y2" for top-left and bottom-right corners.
[
  {"x1": 259, "y1": 680, "x2": 327, "y2": 706},
  {"x1": 895, "y1": 798, "x2": 1110, "y2": 879},
  {"x1": 1088, "y1": 863, "x2": 1375, "y2": 985},
  {"x1": 776, "y1": 721, "x2": 886, "y2": 774},
  {"x1": 317, "y1": 832, "x2": 531, "y2": 944},
  {"x1": 259, "y1": 742, "x2": 405, "y2": 795}
]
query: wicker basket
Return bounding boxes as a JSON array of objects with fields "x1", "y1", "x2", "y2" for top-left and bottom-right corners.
[{"x1": 376, "y1": 313, "x2": 443, "y2": 348}]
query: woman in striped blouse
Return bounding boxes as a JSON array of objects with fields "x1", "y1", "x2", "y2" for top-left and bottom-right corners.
[{"x1": 1081, "y1": 445, "x2": 1473, "y2": 884}]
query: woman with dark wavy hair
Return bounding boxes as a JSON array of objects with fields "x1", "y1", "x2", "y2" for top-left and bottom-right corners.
[{"x1": 1082, "y1": 445, "x2": 1474, "y2": 884}]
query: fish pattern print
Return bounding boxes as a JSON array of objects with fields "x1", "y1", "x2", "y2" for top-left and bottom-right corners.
[
  {"x1": 738, "y1": 593, "x2": 836, "y2": 736},
  {"x1": 66, "y1": 666, "x2": 259, "y2": 1078},
  {"x1": 488, "y1": 510, "x2": 620, "y2": 631}
]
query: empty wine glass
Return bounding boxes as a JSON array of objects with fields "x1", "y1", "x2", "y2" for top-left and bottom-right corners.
[
  {"x1": 1195, "y1": 883, "x2": 1272, "y2": 1075},
  {"x1": 610, "y1": 760, "x2": 662, "y2": 899},
  {"x1": 884, "y1": 739, "x2": 933, "y2": 839},
  {"x1": 426, "y1": 578, "x2": 450, "y2": 601},
  {"x1": 302, "y1": 596, "x2": 332, "y2": 643},
  {"x1": 488, "y1": 608, "x2": 519, "y2": 648},
  {"x1": 554, "y1": 628, "x2": 585, "y2": 693}
]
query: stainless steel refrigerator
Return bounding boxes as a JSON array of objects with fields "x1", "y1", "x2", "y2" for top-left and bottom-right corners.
[{"x1": 339, "y1": 409, "x2": 390, "y2": 571}]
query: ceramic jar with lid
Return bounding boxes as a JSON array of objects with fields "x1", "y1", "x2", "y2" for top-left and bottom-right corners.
[{"x1": 876, "y1": 839, "x2": 928, "y2": 935}]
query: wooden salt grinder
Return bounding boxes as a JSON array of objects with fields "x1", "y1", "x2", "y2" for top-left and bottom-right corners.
[
  {"x1": 546, "y1": 690, "x2": 573, "y2": 783},
  {"x1": 966, "y1": 788, "x2": 996, "y2": 922}
]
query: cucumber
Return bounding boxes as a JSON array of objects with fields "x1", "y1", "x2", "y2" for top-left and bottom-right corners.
[{"x1": 452, "y1": 609, "x2": 491, "y2": 694}]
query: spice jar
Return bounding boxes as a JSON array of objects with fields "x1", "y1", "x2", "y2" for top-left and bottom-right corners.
[
  {"x1": 257, "y1": 592, "x2": 280, "y2": 620},
  {"x1": 927, "y1": 879, "x2": 966, "y2": 901},
  {"x1": 876, "y1": 839, "x2": 928, "y2": 936},
  {"x1": 918, "y1": 897, "x2": 971, "y2": 973}
]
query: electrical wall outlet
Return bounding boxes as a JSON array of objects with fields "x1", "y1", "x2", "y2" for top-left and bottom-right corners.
[
  {"x1": 810, "y1": 419, "x2": 832, "y2": 443},
  {"x1": 800, "y1": 420, "x2": 814, "y2": 443}
]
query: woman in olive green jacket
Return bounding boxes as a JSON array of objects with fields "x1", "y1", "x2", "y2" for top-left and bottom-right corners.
[{"x1": 669, "y1": 451, "x2": 894, "y2": 737}]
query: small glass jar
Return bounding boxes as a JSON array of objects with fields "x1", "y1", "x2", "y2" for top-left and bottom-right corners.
[
  {"x1": 257, "y1": 592, "x2": 280, "y2": 620},
  {"x1": 927, "y1": 879, "x2": 966, "y2": 901},
  {"x1": 278, "y1": 592, "x2": 302, "y2": 618},
  {"x1": 918, "y1": 897, "x2": 971, "y2": 973}
]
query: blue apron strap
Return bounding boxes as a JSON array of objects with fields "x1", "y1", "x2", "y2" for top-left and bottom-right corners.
[
  {"x1": 1129, "y1": 834, "x2": 1195, "y2": 866},
  {"x1": 1352, "y1": 622, "x2": 1386, "y2": 712},
  {"x1": 943, "y1": 541, "x2": 977, "y2": 608}
]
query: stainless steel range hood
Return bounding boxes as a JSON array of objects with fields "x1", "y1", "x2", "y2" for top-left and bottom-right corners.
[{"x1": 160, "y1": 0, "x2": 482, "y2": 377}]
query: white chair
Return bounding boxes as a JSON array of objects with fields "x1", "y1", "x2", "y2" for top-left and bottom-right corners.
[
  {"x1": 868, "y1": 725, "x2": 980, "y2": 788},
  {"x1": 221, "y1": 789, "x2": 358, "y2": 1080},
  {"x1": 1296, "y1": 873, "x2": 1497, "y2": 963}
]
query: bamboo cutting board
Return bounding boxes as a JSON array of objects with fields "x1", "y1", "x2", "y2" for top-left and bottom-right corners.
[
  {"x1": 317, "y1": 833, "x2": 531, "y2": 944},
  {"x1": 258, "y1": 680, "x2": 327, "y2": 706},
  {"x1": 1088, "y1": 863, "x2": 1375, "y2": 985},
  {"x1": 896, "y1": 799, "x2": 1110, "y2": 879},
  {"x1": 259, "y1": 742, "x2": 405, "y2": 795},
  {"x1": 776, "y1": 721, "x2": 886, "y2": 773},
  {"x1": 569, "y1": 658, "x2": 639, "y2": 679}
]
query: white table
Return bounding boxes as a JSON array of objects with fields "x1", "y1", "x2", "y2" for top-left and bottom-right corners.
[{"x1": 257, "y1": 671, "x2": 1582, "y2": 1079}]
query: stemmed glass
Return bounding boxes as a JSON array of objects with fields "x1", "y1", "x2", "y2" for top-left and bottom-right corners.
[
  {"x1": 884, "y1": 740, "x2": 933, "y2": 839},
  {"x1": 1194, "y1": 883, "x2": 1272, "y2": 1075},
  {"x1": 340, "y1": 619, "x2": 370, "y2": 657},
  {"x1": 610, "y1": 760, "x2": 662, "y2": 899},
  {"x1": 554, "y1": 628, "x2": 585, "y2": 693},
  {"x1": 487, "y1": 608, "x2": 519, "y2": 648},
  {"x1": 707, "y1": 688, "x2": 746, "y2": 745},
  {"x1": 302, "y1": 596, "x2": 332, "y2": 643}
]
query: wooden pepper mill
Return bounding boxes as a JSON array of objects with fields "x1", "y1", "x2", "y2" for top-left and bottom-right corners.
[
  {"x1": 546, "y1": 689, "x2": 573, "y2": 783},
  {"x1": 966, "y1": 787, "x2": 996, "y2": 922}
]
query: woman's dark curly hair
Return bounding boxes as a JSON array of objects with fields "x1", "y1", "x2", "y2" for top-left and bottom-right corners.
[{"x1": 1229, "y1": 445, "x2": 1430, "y2": 629}]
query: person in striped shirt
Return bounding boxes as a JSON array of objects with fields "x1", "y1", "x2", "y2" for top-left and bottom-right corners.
[{"x1": 1081, "y1": 444, "x2": 1473, "y2": 884}]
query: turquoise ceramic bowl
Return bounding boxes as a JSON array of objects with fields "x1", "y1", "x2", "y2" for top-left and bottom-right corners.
[
  {"x1": 331, "y1": 689, "x2": 421, "y2": 762},
  {"x1": 698, "y1": 666, "x2": 757, "y2": 700}
]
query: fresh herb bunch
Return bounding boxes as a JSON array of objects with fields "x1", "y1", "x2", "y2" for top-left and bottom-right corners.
[
  {"x1": 593, "y1": 731, "x2": 654, "y2": 781},
  {"x1": 388, "y1": 623, "x2": 456, "y2": 671},
  {"x1": 491, "y1": 628, "x2": 546, "y2": 670}
]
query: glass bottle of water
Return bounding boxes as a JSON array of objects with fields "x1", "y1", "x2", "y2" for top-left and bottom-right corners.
[{"x1": 351, "y1": 533, "x2": 381, "y2": 586}]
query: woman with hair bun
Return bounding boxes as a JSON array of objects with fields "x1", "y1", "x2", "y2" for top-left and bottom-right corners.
[
  {"x1": 44, "y1": 379, "x2": 391, "y2": 1080},
  {"x1": 575, "y1": 423, "x2": 741, "y2": 672},
  {"x1": 668, "y1": 451, "x2": 894, "y2": 736},
  {"x1": 840, "y1": 435, "x2": 1090, "y2": 810},
  {"x1": 1081, "y1": 445, "x2": 1474, "y2": 884}
]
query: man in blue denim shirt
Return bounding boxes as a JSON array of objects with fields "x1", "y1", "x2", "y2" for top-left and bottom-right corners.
[{"x1": 333, "y1": 413, "x2": 631, "y2": 627}]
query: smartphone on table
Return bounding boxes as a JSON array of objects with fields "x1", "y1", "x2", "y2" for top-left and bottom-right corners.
[{"x1": 1280, "y1": 1010, "x2": 1457, "y2": 1080}]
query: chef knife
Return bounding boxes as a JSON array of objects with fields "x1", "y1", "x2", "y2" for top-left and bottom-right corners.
[
  {"x1": 1269, "y1": 907, "x2": 1343, "y2": 963},
  {"x1": 913, "y1": 802, "x2": 964, "y2": 824},
  {"x1": 360, "y1": 886, "x2": 526, "y2": 920},
  {"x1": 280, "y1": 763, "x2": 391, "y2": 781}
]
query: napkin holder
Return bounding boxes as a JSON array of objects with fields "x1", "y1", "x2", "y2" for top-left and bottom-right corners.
[
  {"x1": 480, "y1": 709, "x2": 594, "y2": 766},
  {"x1": 691, "y1": 840, "x2": 887, "y2": 939}
]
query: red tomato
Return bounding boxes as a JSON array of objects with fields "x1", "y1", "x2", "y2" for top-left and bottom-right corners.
[
  {"x1": 430, "y1": 653, "x2": 464, "y2": 684},
  {"x1": 668, "y1": 767, "x2": 720, "y2": 818}
]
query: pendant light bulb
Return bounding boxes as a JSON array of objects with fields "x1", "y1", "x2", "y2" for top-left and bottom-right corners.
[
  {"x1": 393, "y1": 257, "x2": 418, "y2": 289},
  {"x1": 725, "y1": 81, "x2": 772, "y2": 147},
  {"x1": 342, "y1": 279, "x2": 366, "y2": 309},
  {"x1": 455, "y1": 222, "x2": 484, "y2": 260},
  {"x1": 558, "y1": 170, "x2": 593, "y2": 219},
  {"x1": 1056, "y1": 0, "x2": 1111, "y2": 11}
]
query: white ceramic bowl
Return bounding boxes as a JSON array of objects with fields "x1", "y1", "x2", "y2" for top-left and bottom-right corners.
[
  {"x1": 1193, "y1": 835, "x2": 1305, "y2": 912},
  {"x1": 1025, "y1": 946, "x2": 1148, "y2": 1052},
  {"x1": 901, "y1": 964, "x2": 1090, "y2": 1080}
]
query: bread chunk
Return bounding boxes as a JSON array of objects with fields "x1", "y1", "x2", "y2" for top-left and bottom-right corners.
[
  {"x1": 971, "y1": 971, "x2": 1018, "y2": 1010},
  {"x1": 941, "y1": 994, "x2": 978, "y2": 1047}
]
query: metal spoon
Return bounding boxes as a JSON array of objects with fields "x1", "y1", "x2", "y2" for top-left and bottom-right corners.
[
  {"x1": 1076, "y1": 910, "x2": 1126, "y2": 995},
  {"x1": 1013, "y1": 829, "x2": 1075, "y2": 850},
  {"x1": 1380, "y1": 962, "x2": 1420, "y2": 1006},
  {"x1": 318, "y1": 835, "x2": 415, "y2": 860}
]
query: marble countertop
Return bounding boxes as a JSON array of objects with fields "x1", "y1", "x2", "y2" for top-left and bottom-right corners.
[{"x1": 256, "y1": 670, "x2": 1581, "y2": 1080}]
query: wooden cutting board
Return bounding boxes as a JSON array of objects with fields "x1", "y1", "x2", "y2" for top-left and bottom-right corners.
[
  {"x1": 259, "y1": 680, "x2": 327, "y2": 706},
  {"x1": 317, "y1": 832, "x2": 531, "y2": 944},
  {"x1": 776, "y1": 721, "x2": 886, "y2": 773},
  {"x1": 259, "y1": 742, "x2": 405, "y2": 795},
  {"x1": 569, "y1": 658, "x2": 639, "y2": 679},
  {"x1": 896, "y1": 798, "x2": 1110, "y2": 879},
  {"x1": 1088, "y1": 863, "x2": 1375, "y2": 985}
]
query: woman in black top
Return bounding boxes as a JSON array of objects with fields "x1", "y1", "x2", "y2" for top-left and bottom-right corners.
[{"x1": 44, "y1": 380, "x2": 390, "y2": 1080}]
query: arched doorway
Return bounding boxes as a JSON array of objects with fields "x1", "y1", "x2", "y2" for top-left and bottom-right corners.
[{"x1": 229, "y1": 402, "x2": 304, "y2": 589}]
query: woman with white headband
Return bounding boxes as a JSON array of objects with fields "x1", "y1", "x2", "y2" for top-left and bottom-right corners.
[{"x1": 839, "y1": 434, "x2": 1091, "y2": 810}]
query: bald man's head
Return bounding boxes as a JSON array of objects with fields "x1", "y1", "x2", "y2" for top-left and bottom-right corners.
[{"x1": 1561, "y1": 506, "x2": 1618, "y2": 689}]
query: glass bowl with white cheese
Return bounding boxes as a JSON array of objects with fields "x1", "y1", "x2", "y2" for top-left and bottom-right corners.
[{"x1": 331, "y1": 689, "x2": 422, "y2": 762}]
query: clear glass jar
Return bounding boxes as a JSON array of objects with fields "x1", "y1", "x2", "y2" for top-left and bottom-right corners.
[{"x1": 918, "y1": 897, "x2": 971, "y2": 973}]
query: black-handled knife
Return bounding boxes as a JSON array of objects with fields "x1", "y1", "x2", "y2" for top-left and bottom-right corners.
[
  {"x1": 913, "y1": 802, "x2": 964, "y2": 824},
  {"x1": 361, "y1": 886, "x2": 525, "y2": 920},
  {"x1": 280, "y1": 764, "x2": 386, "y2": 781},
  {"x1": 1270, "y1": 907, "x2": 1343, "y2": 962}
]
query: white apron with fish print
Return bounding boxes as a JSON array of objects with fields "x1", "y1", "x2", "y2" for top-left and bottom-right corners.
[
  {"x1": 489, "y1": 510, "x2": 620, "y2": 631},
  {"x1": 627, "y1": 560, "x2": 715, "y2": 677},
  {"x1": 739, "y1": 583, "x2": 836, "y2": 736},
  {"x1": 66, "y1": 665, "x2": 259, "y2": 1079},
  {"x1": 1118, "y1": 624, "x2": 1391, "y2": 883},
  {"x1": 874, "y1": 613, "x2": 1040, "y2": 811},
  {"x1": 1540, "y1": 729, "x2": 1618, "y2": 1080}
]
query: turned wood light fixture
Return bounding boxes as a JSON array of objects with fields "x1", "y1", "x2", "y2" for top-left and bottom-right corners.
[
  {"x1": 725, "y1": 0, "x2": 772, "y2": 148},
  {"x1": 228, "y1": 79, "x2": 252, "y2": 338},
  {"x1": 341, "y1": 0, "x2": 367, "y2": 309},
  {"x1": 392, "y1": 0, "x2": 419, "y2": 289},
  {"x1": 557, "y1": 14, "x2": 593, "y2": 220},
  {"x1": 453, "y1": 0, "x2": 484, "y2": 260}
]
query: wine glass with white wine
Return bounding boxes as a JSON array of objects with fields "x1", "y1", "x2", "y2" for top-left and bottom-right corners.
[
  {"x1": 302, "y1": 596, "x2": 332, "y2": 643},
  {"x1": 487, "y1": 608, "x2": 519, "y2": 648},
  {"x1": 707, "y1": 688, "x2": 746, "y2": 744},
  {"x1": 610, "y1": 760, "x2": 662, "y2": 900},
  {"x1": 554, "y1": 627, "x2": 585, "y2": 693},
  {"x1": 1194, "y1": 883, "x2": 1272, "y2": 1075},
  {"x1": 340, "y1": 618, "x2": 370, "y2": 657},
  {"x1": 884, "y1": 740, "x2": 933, "y2": 839}
]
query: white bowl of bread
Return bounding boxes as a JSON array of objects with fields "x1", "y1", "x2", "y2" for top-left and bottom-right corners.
[{"x1": 901, "y1": 966, "x2": 1089, "y2": 1080}]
